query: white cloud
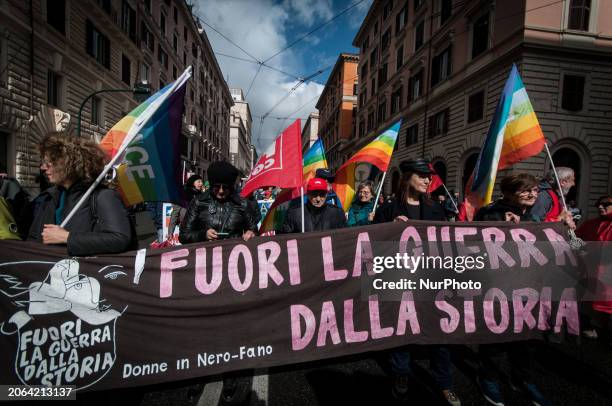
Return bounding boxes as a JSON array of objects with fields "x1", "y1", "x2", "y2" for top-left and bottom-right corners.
[
  {"x1": 195, "y1": 0, "x2": 325, "y2": 152},
  {"x1": 284, "y1": 0, "x2": 334, "y2": 27}
]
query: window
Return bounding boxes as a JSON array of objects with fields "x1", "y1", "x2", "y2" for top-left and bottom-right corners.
[
  {"x1": 396, "y1": 45, "x2": 404, "y2": 71},
  {"x1": 363, "y1": 36, "x2": 369, "y2": 52},
  {"x1": 183, "y1": 51, "x2": 187, "y2": 65},
  {"x1": 472, "y1": 13, "x2": 489, "y2": 59},
  {"x1": 173, "y1": 65, "x2": 177, "y2": 79},
  {"x1": 367, "y1": 110, "x2": 375, "y2": 131},
  {"x1": 121, "y1": 54, "x2": 131, "y2": 85},
  {"x1": 428, "y1": 109, "x2": 449, "y2": 137},
  {"x1": 141, "y1": 22, "x2": 155, "y2": 51},
  {"x1": 160, "y1": 13, "x2": 166, "y2": 35},
  {"x1": 86, "y1": 20, "x2": 110, "y2": 69},
  {"x1": 378, "y1": 99, "x2": 387, "y2": 123},
  {"x1": 561, "y1": 74, "x2": 585, "y2": 111},
  {"x1": 414, "y1": 0, "x2": 423, "y2": 11},
  {"x1": 408, "y1": 70, "x2": 423, "y2": 101},
  {"x1": 374, "y1": 21, "x2": 379, "y2": 34},
  {"x1": 391, "y1": 87, "x2": 402, "y2": 114},
  {"x1": 440, "y1": 0, "x2": 452, "y2": 26},
  {"x1": 121, "y1": 0, "x2": 137, "y2": 41},
  {"x1": 361, "y1": 63, "x2": 368, "y2": 79},
  {"x1": 173, "y1": 33, "x2": 178, "y2": 52},
  {"x1": 415, "y1": 20, "x2": 425, "y2": 50},
  {"x1": 383, "y1": 1, "x2": 393, "y2": 20},
  {"x1": 396, "y1": 5, "x2": 408, "y2": 34},
  {"x1": 406, "y1": 124, "x2": 418, "y2": 146},
  {"x1": 184, "y1": 26, "x2": 188, "y2": 41},
  {"x1": 382, "y1": 29, "x2": 390, "y2": 52},
  {"x1": 141, "y1": 63, "x2": 150, "y2": 82},
  {"x1": 568, "y1": 0, "x2": 591, "y2": 31},
  {"x1": 359, "y1": 120, "x2": 365, "y2": 138},
  {"x1": 378, "y1": 63, "x2": 388, "y2": 86},
  {"x1": 144, "y1": 0, "x2": 151, "y2": 13},
  {"x1": 158, "y1": 45, "x2": 168, "y2": 69},
  {"x1": 47, "y1": 0, "x2": 66, "y2": 35},
  {"x1": 467, "y1": 90, "x2": 485, "y2": 123},
  {"x1": 173, "y1": 6, "x2": 178, "y2": 23},
  {"x1": 159, "y1": 80, "x2": 165, "y2": 89},
  {"x1": 431, "y1": 45, "x2": 452, "y2": 87},
  {"x1": 371, "y1": 77, "x2": 376, "y2": 94},
  {"x1": 370, "y1": 47, "x2": 378, "y2": 67},
  {"x1": 91, "y1": 97, "x2": 102, "y2": 126},
  {"x1": 353, "y1": 82, "x2": 358, "y2": 96},
  {"x1": 97, "y1": 0, "x2": 111, "y2": 13},
  {"x1": 47, "y1": 70, "x2": 62, "y2": 107}
]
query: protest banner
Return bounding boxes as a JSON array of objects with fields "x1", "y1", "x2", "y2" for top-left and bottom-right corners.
[{"x1": 0, "y1": 222, "x2": 588, "y2": 391}]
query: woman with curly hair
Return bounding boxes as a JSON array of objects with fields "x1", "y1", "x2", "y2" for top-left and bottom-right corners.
[{"x1": 26, "y1": 134, "x2": 133, "y2": 256}]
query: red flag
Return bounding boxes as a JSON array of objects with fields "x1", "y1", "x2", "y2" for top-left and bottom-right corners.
[
  {"x1": 426, "y1": 163, "x2": 443, "y2": 193},
  {"x1": 240, "y1": 120, "x2": 303, "y2": 198}
]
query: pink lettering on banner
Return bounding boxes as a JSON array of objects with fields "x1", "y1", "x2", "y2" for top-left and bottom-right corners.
[
  {"x1": 435, "y1": 290, "x2": 459, "y2": 334},
  {"x1": 512, "y1": 288, "x2": 539, "y2": 332},
  {"x1": 555, "y1": 288, "x2": 579, "y2": 334},
  {"x1": 159, "y1": 248, "x2": 190, "y2": 298},
  {"x1": 228, "y1": 244, "x2": 253, "y2": 292},
  {"x1": 286, "y1": 240, "x2": 301, "y2": 285},
  {"x1": 399, "y1": 226, "x2": 422, "y2": 257},
  {"x1": 543, "y1": 229, "x2": 578, "y2": 266},
  {"x1": 344, "y1": 300, "x2": 368, "y2": 343},
  {"x1": 483, "y1": 288, "x2": 509, "y2": 334},
  {"x1": 454, "y1": 227, "x2": 480, "y2": 256},
  {"x1": 352, "y1": 232, "x2": 373, "y2": 277},
  {"x1": 427, "y1": 226, "x2": 440, "y2": 257},
  {"x1": 459, "y1": 290, "x2": 481, "y2": 333},
  {"x1": 440, "y1": 226, "x2": 453, "y2": 257},
  {"x1": 290, "y1": 305, "x2": 316, "y2": 351},
  {"x1": 321, "y1": 237, "x2": 348, "y2": 281},
  {"x1": 482, "y1": 227, "x2": 516, "y2": 269},
  {"x1": 257, "y1": 241, "x2": 284, "y2": 289},
  {"x1": 195, "y1": 247, "x2": 222, "y2": 295},
  {"x1": 538, "y1": 287, "x2": 552, "y2": 330},
  {"x1": 510, "y1": 228, "x2": 548, "y2": 267},
  {"x1": 368, "y1": 295, "x2": 394, "y2": 339},
  {"x1": 317, "y1": 301, "x2": 341, "y2": 347},
  {"x1": 396, "y1": 291, "x2": 420, "y2": 335}
]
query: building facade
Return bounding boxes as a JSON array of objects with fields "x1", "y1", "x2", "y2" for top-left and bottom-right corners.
[
  {"x1": 0, "y1": 0, "x2": 232, "y2": 193},
  {"x1": 301, "y1": 111, "x2": 319, "y2": 154},
  {"x1": 229, "y1": 87, "x2": 252, "y2": 176},
  {"x1": 352, "y1": 0, "x2": 612, "y2": 219},
  {"x1": 315, "y1": 53, "x2": 359, "y2": 170}
]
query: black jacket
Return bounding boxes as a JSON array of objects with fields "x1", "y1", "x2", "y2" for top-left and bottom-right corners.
[
  {"x1": 474, "y1": 199, "x2": 540, "y2": 222},
  {"x1": 280, "y1": 203, "x2": 347, "y2": 234},
  {"x1": 179, "y1": 191, "x2": 258, "y2": 243},
  {"x1": 27, "y1": 182, "x2": 132, "y2": 256},
  {"x1": 374, "y1": 197, "x2": 446, "y2": 222}
]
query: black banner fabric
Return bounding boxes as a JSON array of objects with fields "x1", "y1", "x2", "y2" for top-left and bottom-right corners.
[{"x1": 0, "y1": 221, "x2": 582, "y2": 391}]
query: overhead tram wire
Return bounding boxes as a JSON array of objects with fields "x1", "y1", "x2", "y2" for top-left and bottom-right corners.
[{"x1": 245, "y1": 63, "x2": 263, "y2": 98}]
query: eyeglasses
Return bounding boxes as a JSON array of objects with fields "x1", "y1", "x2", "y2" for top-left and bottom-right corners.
[
  {"x1": 596, "y1": 201, "x2": 612, "y2": 208},
  {"x1": 308, "y1": 191, "x2": 327, "y2": 198},
  {"x1": 358, "y1": 190, "x2": 372, "y2": 195},
  {"x1": 517, "y1": 188, "x2": 539, "y2": 196},
  {"x1": 211, "y1": 184, "x2": 232, "y2": 191}
]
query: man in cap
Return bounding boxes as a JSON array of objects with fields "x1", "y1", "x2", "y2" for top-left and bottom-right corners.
[
  {"x1": 280, "y1": 177, "x2": 346, "y2": 233},
  {"x1": 179, "y1": 160, "x2": 258, "y2": 243}
]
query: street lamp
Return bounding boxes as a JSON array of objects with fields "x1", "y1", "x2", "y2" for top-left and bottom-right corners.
[{"x1": 76, "y1": 81, "x2": 151, "y2": 137}]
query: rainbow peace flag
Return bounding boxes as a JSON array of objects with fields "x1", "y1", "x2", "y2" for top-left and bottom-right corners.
[
  {"x1": 302, "y1": 138, "x2": 328, "y2": 182},
  {"x1": 99, "y1": 70, "x2": 190, "y2": 205},
  {"x1": 462, "y1": 64, "x2": 545, "y2": 220},
  {"x1": 259, "y1": 139, "x2": 330, "y2": 234},
  {"x1": 332, "y1": 120, "x2": 401, "y2": 212}
]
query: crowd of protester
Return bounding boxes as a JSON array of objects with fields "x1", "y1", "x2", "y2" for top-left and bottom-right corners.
[{"x1": 0, "y1": 133, "x2": 610, "y2": 406}]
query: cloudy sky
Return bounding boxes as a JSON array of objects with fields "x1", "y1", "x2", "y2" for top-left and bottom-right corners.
[{"x1": 193, "y1": 0, "x2": 373, "y2": 152}]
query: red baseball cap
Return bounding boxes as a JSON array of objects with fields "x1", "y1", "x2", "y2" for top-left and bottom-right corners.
[{"x1": 307, "y1": 177, "x2": 328, "y2": 192}]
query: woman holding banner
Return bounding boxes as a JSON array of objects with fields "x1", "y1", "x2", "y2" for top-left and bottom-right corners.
[
  {"x1": 347, "y1": 180, "x2": 375, "y2": 227},
  {"x1": 26, "y1": 134, "x2": 134, "y2": 256},
  {"x1": 374, "y1": 159, "x2": 460, "y2": 406}
]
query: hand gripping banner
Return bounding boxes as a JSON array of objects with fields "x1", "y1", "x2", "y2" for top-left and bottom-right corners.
[{"x1": 0, "y1": 222, "x2": 599, "y2": 391}]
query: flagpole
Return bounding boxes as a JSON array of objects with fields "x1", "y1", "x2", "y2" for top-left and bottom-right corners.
[
  {"x1": 60, "y1": 67, "x2": 192, "y2": 228},
  {"x1": 300, "y1": 186, "x2": 305, "y2": 233},
  {"x1": 441, "y1": 183, "x2": 459, "y2": 213},
  {"x1": 372, "y1": 170, "x2": 387, "y2": 213},
  {"x1": 543, "y1": 142, "x2": 583, "y2": 246}
]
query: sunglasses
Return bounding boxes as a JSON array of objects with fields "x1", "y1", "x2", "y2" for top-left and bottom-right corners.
[
  {"x1": 211, "y1": 184, "x2": 233, "y2": 191},
  {"x1": 308, "y1": 191, "x2": 327, "y2": 198}
]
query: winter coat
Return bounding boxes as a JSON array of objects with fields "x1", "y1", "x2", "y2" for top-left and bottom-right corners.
[
  {"x1": 168, "y1": 187, "x2": 203, "y2": 235},
  {"x1": 373, "y1": 196, "x2": 446, "y2": 222},
  {"x1": 474, "y1": 199, "x2": 540, "y2": 222},
  {"x1": 280, "y1": 203, "x2": 347, "y2": 234},
  {"x1": 27, "y1": 182, "x2": 133, "y2": 256},
  {"x1": 347, "y1": 200, "x2": 374, "y2": 227},
  {"x1": 179, "y1": 191, "x2": 258, "y2": 243},
  {"x1": 531, "y1": 180, "x2": 562, "y2": 222}
]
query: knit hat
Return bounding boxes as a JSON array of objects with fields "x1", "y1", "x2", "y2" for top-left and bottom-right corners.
[{"x1": 207, "y1": 161, "x2": 239, "y2": 186}]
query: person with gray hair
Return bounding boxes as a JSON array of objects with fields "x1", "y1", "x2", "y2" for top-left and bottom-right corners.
[{"x1": 531, "y1": 166, "x2": 576, "y2": 228}]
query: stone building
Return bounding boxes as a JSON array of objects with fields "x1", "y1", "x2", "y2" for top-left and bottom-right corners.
[
  {"x1": 301, "y1": 111, "x2": 319, "y2": 154},
  {"x1": 352, "y1": 0, "x2": 612, "y2": 219},
  {"x1": 315, "y1": 53, "x2": 359, "y2": 170},
  {"x1": 229, "y1": 87, "x2": 252, "y2": 176},
  {"x1": 0, "y1": 0, "x2": 232, "y2": 194}
]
